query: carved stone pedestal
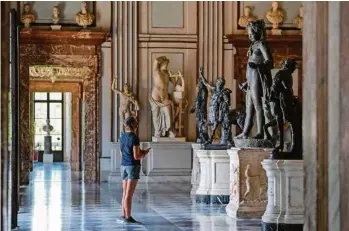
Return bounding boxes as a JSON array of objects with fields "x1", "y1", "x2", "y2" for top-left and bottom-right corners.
[
  {"x1": 261, "y1": 159, "x2": 304, "y2": 231},
  {"x1": 196, "y1": 149, "x2": 230, "y2": 204},
  {"x1": 191, "y1": 144, "x2": 202, "y2": 196},
  {"x1": 225, "y1": 148, "x2": 271, "y2": 218}
]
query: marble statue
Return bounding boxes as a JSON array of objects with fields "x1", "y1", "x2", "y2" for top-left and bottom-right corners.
[
  {"x1": 235, "y1": 20, "x2": 273, "y2": 143},
  {"x1": 264, "y1": 59, "x2": 302, "y2": 160},
  {"x1": 52, "y1": 6, "x2": 60, "y2": 24},
  {"x1": 76, "y1": 1, "x2": 95, "y2": 28},
  {"x1": 170, "y1": 71, "x2": 188, "y2": 137},
  {"x1": 238, "y1": 6, "x2": 257, "y2": 29},
  {"x1": 293, "y1": 5, "x2": 303, "y2": 32},
  {"x1": 112, "y1": 77, "x2": 139, "y2": 133},
  {"x1": 266, "y1": 1, "x2": 285, "y2": 35},
  {"x1": 199, "y1": 67, "x2": 233, "y2": 145},
  {"x1": 21, "y1": 3, "x2": 36, "y2": 28},
  {"x1": 149, "y1": 56, "x2": 176, "y2": 138},
  {"x1": 190, "y1": 76, "x2": 209, "y2": 144}
]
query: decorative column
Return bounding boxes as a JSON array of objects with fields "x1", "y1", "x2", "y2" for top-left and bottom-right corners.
[{"x1": 111, "y1": 2, "x2": 139, "y2": 142}]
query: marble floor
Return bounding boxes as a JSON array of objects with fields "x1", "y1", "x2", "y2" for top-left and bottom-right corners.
[{"x1": 16, "y1": 163, "x2": 261, "y2": 231}]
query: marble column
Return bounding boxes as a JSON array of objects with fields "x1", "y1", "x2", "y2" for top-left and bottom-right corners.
[{"x1": 111, "y1": 2, "x2": 138, "y2": 142}]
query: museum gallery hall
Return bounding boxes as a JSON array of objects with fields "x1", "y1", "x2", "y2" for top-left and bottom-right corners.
[{"x1": 0, "y1": 1, "x2": 346, "y2": 231}]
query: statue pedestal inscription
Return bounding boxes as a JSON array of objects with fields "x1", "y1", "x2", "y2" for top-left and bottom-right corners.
[
  {"x1": 225, "y1": 148, "x2": 271, "y2": 218},
  {"x1": 191, "y1": 144, "x2": 202, "y2": 196},
  {"x1": 261, "y1": 160, "x2": 304, "y2": 231},
  {"x1": 196, "y1": 149, "x2": 230, "y2": 204}
]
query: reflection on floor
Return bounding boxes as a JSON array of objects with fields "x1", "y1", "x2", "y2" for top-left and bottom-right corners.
[{"x1": 16, "y1": 163, "x2": 261, "y2": 231}]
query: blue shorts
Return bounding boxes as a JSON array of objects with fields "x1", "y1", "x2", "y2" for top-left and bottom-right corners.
[{"x1": 120, "y1": 165, "x2": 141, "y2": 180}]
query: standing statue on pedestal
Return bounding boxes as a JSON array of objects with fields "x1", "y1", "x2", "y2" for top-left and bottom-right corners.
[
  {"x1": 42, "y1": 119, "x2": 54, "y2": 163},
  {"x1": 149, "y1": 56, "x2": 176, "y2": 138},
  {"x1": 190, "y1": 75, "x2": 209, "y2": 144},
  {"x1": 235, "y1": 20, "x2": 274, "y2": 143},
  {"x1": 112, "y1": 77, "x2": 139, "y2": 133},
  {"x1": 264, "y1": 59, "x2": 302, "y2": 159},
  {"x1": 199, "y1": 67, "x2": 232, "y2": 145}
]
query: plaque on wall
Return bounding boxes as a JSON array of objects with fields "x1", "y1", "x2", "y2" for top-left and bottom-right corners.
[
  {"x1": 19, "y1": 1, "x2": 96, "y2": 26},
  {"x1": 237, "y1": 1, "x2": 302, "y2": 30}
]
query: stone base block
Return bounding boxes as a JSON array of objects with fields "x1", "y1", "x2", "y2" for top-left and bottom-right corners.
[
  {"x1": 43, "y1": 153, "x2": 53, "y2": 164},
  {"x1": 196, "y1": 149, "x2": 230, "y2": 204},
  {"x1": 152, "y1": 136, "x2": 186, "y2": 142},
  {"x1": 225, "y1": 148, "x2": 272, "y2": 218},
  {"x1": 191, "y1": 144, "x2": 202, "y2": 196},
  {"x1": 261, "y1": 159, "x2": 304, "y2": 228}
]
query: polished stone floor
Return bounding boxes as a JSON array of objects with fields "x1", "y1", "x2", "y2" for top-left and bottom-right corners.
[{"x1": 16, "y1": 163, "x2": 261, "y2": 231}]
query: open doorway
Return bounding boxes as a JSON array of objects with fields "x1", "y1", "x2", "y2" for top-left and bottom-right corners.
[{"x1": 33, "y1": 92, "x2": 67, "y2": 162}]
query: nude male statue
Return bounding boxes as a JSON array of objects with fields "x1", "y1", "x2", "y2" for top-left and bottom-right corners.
[
  {"x1": 112, "y1": 77, "x2": 139, "y2": 132},
  {"x1": 149, "y1": 56, "x2": 177, "y2": 138}
]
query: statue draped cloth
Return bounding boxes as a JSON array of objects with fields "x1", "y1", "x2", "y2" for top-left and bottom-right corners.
[{"x1": 149, "y1": 96, "x2": 174, "y2": 137}]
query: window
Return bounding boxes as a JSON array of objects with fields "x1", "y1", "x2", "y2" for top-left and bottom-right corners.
[{"x1": 34, "y1": 92, "x2": 63, "y2": 151}]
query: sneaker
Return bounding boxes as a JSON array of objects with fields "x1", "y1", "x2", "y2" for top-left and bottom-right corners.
[{"x1": 125, "y1": 216, "x2": 140, "y2": 224}]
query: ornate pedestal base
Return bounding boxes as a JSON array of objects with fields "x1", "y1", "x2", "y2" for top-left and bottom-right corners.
[
  {"x1": 51, "y1": 25, "x2": 62, "y2": 30},
  {"x1": 191, "y1": 144, "x2": 202, "y2": 195},
  {"x1": 225, "y1": 148, "x2": 271, "y2": 218},
  {"x1": 196, "y1": 149, "x2": 230, "y2": 204},
  {"x1": 261, "y1": 159, "x2": 304, "y2": 231}
]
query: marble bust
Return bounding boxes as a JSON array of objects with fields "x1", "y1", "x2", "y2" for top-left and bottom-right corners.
[
  {"x1": 266, "y1": 1, "x2": 284, "y2": 34},
  {"x1": 21, "y1": 3, "x2": 36, "y2": 28},
  {"x1": 293, "y1": 5, "x2": 303, "y2": 31},
  {"x1": 238, "y1": 6, "x2": 257, "y2": 28},
  {"x1": 76, "y1": 1, "x2": 95, "y2": 28},
  {"x1": 52, "y1": 6, "x2": 60, "y2": 25},
  {"x1": 149, "y1": 56, "x2": 177, "y2": 138}
]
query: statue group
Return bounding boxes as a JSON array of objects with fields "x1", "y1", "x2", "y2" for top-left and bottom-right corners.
[{"x1": 190, "y1": 19, "x2": 302, "y2": 159}]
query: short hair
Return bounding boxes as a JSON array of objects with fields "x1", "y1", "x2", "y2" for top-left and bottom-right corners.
[{"x1": 124, "y1": 116, "x2": 138, "y2": 131}]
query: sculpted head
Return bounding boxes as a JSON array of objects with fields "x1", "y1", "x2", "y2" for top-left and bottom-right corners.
[
  {"x1": 52, "y1": 6, "x2": 60, "y2": 17},
  {"x1": 23, "y1": 4, "x2": 31, "y2": 14},
  {"x1": 155, "y1": 56, "x2": 170, "y2": 71},
  {"x1": 123, "y1": 83, "x2": 130, "y2": 94},
  {"x1": 243, "y1": 6, "x2": 252, "y2": 17},
  {"x1": 216, "y1": 77, "x2": 225, "y2": 90},
  {"x1": 271, "y1": 1, "x2": 279, "y2": 10},
  {"x1": 81, "y1": 1, "x2": 88, "y2": 12},
  {"x1": 281, "y1": 58, "x2": 297, "y2": 74},
  {"x1": 247, "y1": 19, "x2": 266, "y2": 42}
]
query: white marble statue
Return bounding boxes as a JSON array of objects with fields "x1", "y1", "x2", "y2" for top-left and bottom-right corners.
[{"x1": 149, "y1": 56, "x2": 177, "y2": 138}]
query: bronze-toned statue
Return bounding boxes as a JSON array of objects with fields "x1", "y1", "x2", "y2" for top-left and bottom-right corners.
[
  {"x1": 293, "y1": 5, "x2": 303, "y2": 33},
  {"x1": 190, "y1": 76, "x2": 209, "y2": 144},
  {"x1": 220, "y1": 88, "x2": 233, "y2": 145},
  {"x1": 235, "y1": 20, "x2": 274, "y2": 140},
  {"x1": 266, "y1": 1, "x2": 285, "y2": 35},
  {"x1": 21, "y1": 3, "x2": 36, "y2": 28},
  {"x1": 76, "y1": 1, "x2": 95, "y2": 28},
  {"x1": 264, "y1": 59, "x2": 302, "y2": 159}
]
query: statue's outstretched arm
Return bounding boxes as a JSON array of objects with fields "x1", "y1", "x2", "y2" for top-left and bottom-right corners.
[
  {"x1": 199, "y1": 67, "x2": 214, "y2": 90},
  {"x1": 111, "y1": 78, "x2": 122, "y2": 94}
]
